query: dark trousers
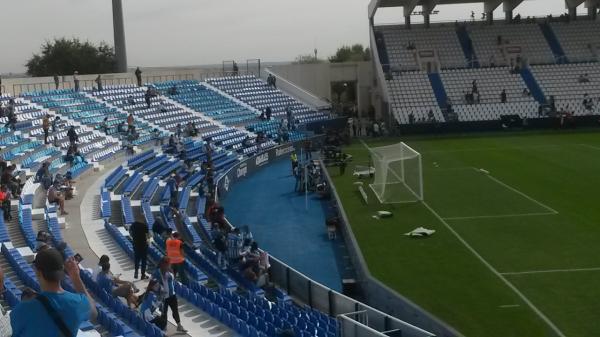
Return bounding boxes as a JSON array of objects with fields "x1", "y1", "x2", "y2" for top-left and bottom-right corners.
[
  {"x1": 172, "y1": 262, "x2": 186, "y2": 283},
  {"x1": 133, "y1": 246, "x2": 147, "y2": 275},
  {"x1": 43, "y1": 128, "x2": 49, "y2": 144},
  {"x1": 150, "y1": 315, "x2": 167, "y2": 330},
  {"x1": 162, "y1": 295, "x2": 180, "y2": 323}
]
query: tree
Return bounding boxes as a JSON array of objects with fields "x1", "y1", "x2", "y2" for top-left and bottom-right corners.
[
  {"x1": 293, "y1": 54, "x2": 325, "y2": 64},
  {"x1": 328, "y1": 44, "x2": 371, "y2": 63},
  {"x1": 26, "y1": 38, "x2": 117, "y2": 76}
]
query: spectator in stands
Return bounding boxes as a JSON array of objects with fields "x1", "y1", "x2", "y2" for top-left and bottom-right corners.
[
  {"x1": 10, "y1": 248, "x2": 96, "y2": 336},
  {"x1": 266, "y1": 106, "x2": 272, "y2": 120},
  {"x1": 471, "y1": 80, "x2": 478, "y2": 94},
  {"x1": 129, "y1": 220, "x2": 149, "y2": 280},
  {"x1": 36, "y1": 230, "x2": 52, "y2": 251},
  {"x1": 176, "y1": 123, "x2": 183, "y2": 138},
  {"x1": 152, "y1": 217, "x2": 169, "y2": 239},
  {"x1": 213, "y1": 231, "x2": 228, "y2": 269},
  {"x1": 470, "y1": 11, "x2": 475, "y2": 21},
  {"x1": 583, "y1": 93, "x2": 594, "y2": 113},
  {"x1": 73, "y1": 71, "x2": 80, "y2": 92},
  {"x1": 0, "y1": 185, "x2": 12, "y2": 221},
  {"x1": 152, "y1": 128, "x2": 163, "y2": 146},
  {"x1": 240, "y1": 241, "x2": 261, "y2": 283},
  {"x1": 42, "y1": 114, "x2": 50, "y2": 144},
  {"x1": 186, "y1": 121, "x2": 197, "y2": 137},
  {"x1": 100, "y1": 117, "x2": 109, "y2": 134},
  {"x1": 127, "y1": 95, "x2": 135, "y2": 106},
  {"x1": 166, "y1": 232, "x2": 186, "y2": 282},
  {"x1": 127, "y1": 113, "x2": 134, "y2": 130},
  {"x1": 51, "y1": 115, "x2": 59, "y2": 133},
  {"x1": 497, "y1": 35, "x2": 503, "y2": 45},
  {"x1": 578, "y1": 73, "x2": 590, "y2": 83},
  {"x1": 53, "y1": 75, "x2": 60, "y2": 89},
  {"x1": 35, "y1": 162, "x2": 53, "y2": 190},
  {"x1": 1, "y1": 165, "x2": 21, "y2": 196},
  {"x1": 47, "y1": 181, "x2": 68, "y2": 215},
  {"x1": 408, "y1": 113, "x2": 415, "y2": 124},
  {"x1": 522, "y1": 88, "x2": 531, "y2": 97},
  {"x1": 168, "y1": 85, "x2": 178, "y2": 95},
  {"x1": 285, "y1": 105, "x2": 293, "y2": 130},
  {"x1": 96, "y1": 260, "x2": 139, "y2": 308},
  {"x1": 489, "y1": 55, "x2": 496, "y2": 68},
  {"x1": 67, "y1": 125, "x2": 78, "y2": 145},
  {"x1": 232, "y1": 61, "x2": 239, "y2": 76},
  {"x1": 54, "y1": 173, "x2": 74, "y2": 200},
  {"x1": 152, "y1": 257, "x2": 187, "y2": 333},
  {"x1": 95, "y1": 74, "x2": 103, "y2": 91},
  {"x1": 117, "y1": 121, "x2": 127, "y2": 134},
  {"x1": 427, "y1": 109, "x2": 435, "y2": 123},
  {"x1": 135, "y1": 67, "x2": 143, "y2": 86},
  {"x1": 372, "y1": 121, "x2": 380, "y2": 137},
  {"x1": 139, "y1": 279, "x2": 167, "y2": 331},
  {"x1": 500, "y1": 89, "x2": 507, "y2": 103},
  {"x1": 3, "y1": 99, "x2": 16, "y2": 131},
  {"x1": 259, "y1": 111, "x2": 267, "y2": 120},
  {"x1": 226, "y1": 227, "x2": 243, "y2": 264},
  {"x1": 144, "y1": 88, "x2": 153, "y2": 108}
]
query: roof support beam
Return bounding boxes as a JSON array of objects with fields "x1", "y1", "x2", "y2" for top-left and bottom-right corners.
[
  {"x1": 421, "y1": 0, "x2": 440, "y2": 27},
  {"x1": 483, "y1": 0, "x2": 503, "y2": 23},
  {"x1": 585, "y1": 0, "x2": 600, "y2": 19},
  {"x1": 565, "y1": 0, "x2": 585, "y2": 19},
  {"x1": 503, "y1": 0, "x2": 524, "y2": 22}
]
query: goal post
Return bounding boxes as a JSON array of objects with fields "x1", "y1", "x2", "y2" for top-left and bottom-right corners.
[{"x1": 368, "y1": 142, "x2": 423, "y2": 203}]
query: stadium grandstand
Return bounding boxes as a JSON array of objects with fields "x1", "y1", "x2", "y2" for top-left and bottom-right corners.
[{"x1": 1, "y1": 0, "x2": 600, "y2": 337}]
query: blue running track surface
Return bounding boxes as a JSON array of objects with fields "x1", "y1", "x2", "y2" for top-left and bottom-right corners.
[{"x1": 223, "y1": 158, "x2": 344, "y2": 291}]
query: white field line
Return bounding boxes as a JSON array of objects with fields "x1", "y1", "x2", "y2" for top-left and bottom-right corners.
[
  {"x1": 499, "y1": 304, "x2": 521, "y2": 308},
  {"x1": 442, "y1": 212, "x2": 557, "y2": 221},
  {"x1": 421, "y1": 200, "x2": 568, "y2": 337},
  {"x1": 501, "y1": 267, "x2": 600, "y2": 276},
  {"x1": 478, "y1": 168, "x2": 559, "y2": 215},
  {"x1": 578, "y1": 143, "x2": 600, "y2": 151}
]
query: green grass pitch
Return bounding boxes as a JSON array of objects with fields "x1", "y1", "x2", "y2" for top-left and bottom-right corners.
[{"x1": 328, "y1": 130, "x2": 600, "y2": 337}]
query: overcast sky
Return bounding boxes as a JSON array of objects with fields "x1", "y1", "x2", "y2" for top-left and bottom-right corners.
[{"x1": 0, "y1": 0, "x2": 580, "y2": 74}]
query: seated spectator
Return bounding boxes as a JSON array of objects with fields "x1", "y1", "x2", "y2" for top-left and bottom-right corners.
[
  {"x1": 117, "y1": 121, "x2": 127, "y2": 134},
  {"x1": 1, "y1": 165, "x2": 21, "y2": 196},
  {"x1": 152, "y1": 217, "x2": 169, "y2": 239},
  {"x1": 500, "y1": 89, "x2": 507, "y2": 103},
  {"x1": 152, "y1": 128, "x2": 162, "y2": 146},
  {"x1": 100, "y1": 117, "x2": 109, "y2": 134},
  {"x1": 176, "y1": 124, "x2": 183, "y2": 138},
  {"x1": 240, "y1": 241, "x2": 261, "y2": 283},
  {"x1": 54, "y1": 173, "x2": 74, "y2": 200},
  {"x1": 158, "y1": 101, "x2": 168, "y2": 113},
  {"x1": 578, "y1": 73, "x2": 590, "y2": 83},
  {"x1": 139, "y1": 279, "x2": 167, "y2": 331},
  {"x1": 522, "y1": 88, "x2": 531, "y2": 97},
  {"x1": 0, "y1": 185, "x2": 12, "y2": 221},
  {"x1": 10, "y1": 249, "x2": 96, "y2": 336},
  {"x1": 167, "y1": 85, "x2": 178, "y2": 96},
  {"x1": 48, "y1": 182, "x2": 68, "y2": 215},
  {"x1": 127, "y1": 95, "x2": 136, "y2": 105},
  {"x1": 36, "y1": 230, "x2": 52, "y2": 251},
  {"x1": 35, "y1": 163, "x2": 53, "y2": 190},
  {"x1": 96, "y1": 260, "x2": 139, "y2": 308}
]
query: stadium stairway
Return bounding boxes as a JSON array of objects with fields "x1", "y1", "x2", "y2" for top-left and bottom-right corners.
[
  {"x1": 520, "y1": 68, "x2": 547, "y2": 104},
  {"x1": 456, "y1": 26, "x2": 479, "y2": 68},
  {"x1": 427, "y1": 73, "x2": 449, "y2": 108},
  {"x1": 539, "y1": 22, "x2": 568, "y2": 64},
  {"x1": 374, "y1": 31, "x2": 391, "y2": 73}
]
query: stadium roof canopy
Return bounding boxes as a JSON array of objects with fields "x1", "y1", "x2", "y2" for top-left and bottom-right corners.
[{"x1": 368, "y1": 0, "x2": 598, "y2": 21}]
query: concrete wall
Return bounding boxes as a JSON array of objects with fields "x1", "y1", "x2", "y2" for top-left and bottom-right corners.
[{"x1": 266, "y1": 62, "x2": 374, "y2": 117}]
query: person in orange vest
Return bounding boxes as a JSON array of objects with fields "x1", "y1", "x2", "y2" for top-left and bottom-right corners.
[{"x1": 165, "y1": 231, "x2": 186, "y2": 283}]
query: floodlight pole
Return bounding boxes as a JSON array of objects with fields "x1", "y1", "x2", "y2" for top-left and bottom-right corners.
[{"x1": 112, "y1": 0, "x2": 128, "y2": 73}]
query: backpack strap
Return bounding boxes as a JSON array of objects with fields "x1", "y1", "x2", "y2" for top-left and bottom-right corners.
[{"x1": 36, "y1": 294, "x2": 74, "y2": 337}]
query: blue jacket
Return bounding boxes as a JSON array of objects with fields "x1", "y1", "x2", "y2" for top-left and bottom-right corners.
[{"x1": 152, "y1": 269, "x2": 175, "y2": 298}]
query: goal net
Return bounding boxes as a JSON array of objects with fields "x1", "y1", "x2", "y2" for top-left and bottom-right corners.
[{"x1": 368, "y1": 142, "x2": 423, "y2": 203}]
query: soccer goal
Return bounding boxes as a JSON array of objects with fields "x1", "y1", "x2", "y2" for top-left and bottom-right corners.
[{"x1": 368, "y1": 142, "x2": 423, "y2": 203}]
